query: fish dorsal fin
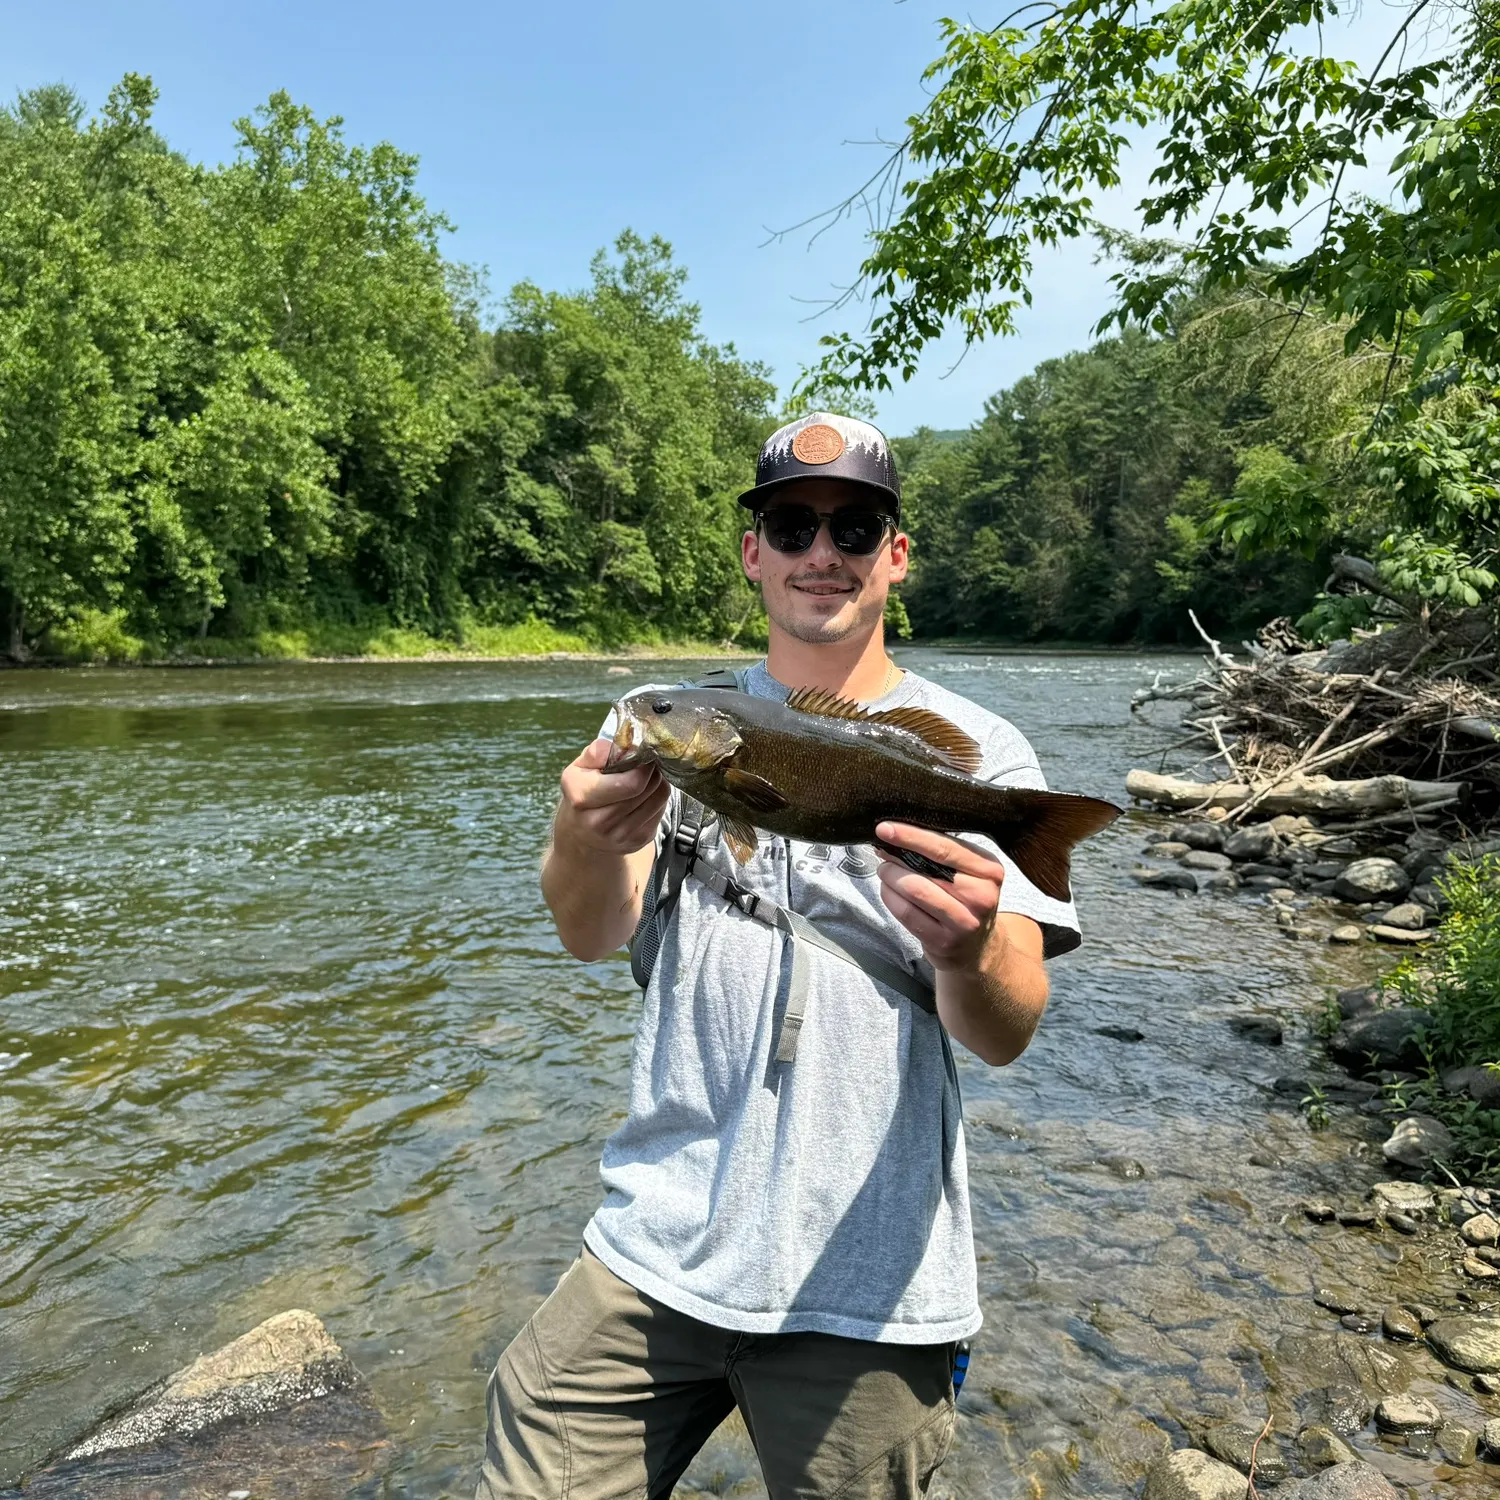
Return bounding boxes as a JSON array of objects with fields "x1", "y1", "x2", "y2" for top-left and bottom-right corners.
[{"x1": 784, "y1": 686, "x2": 983, "y2": 775}]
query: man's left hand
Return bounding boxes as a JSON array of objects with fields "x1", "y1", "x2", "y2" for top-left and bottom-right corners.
[{"x1": 873, "y1": 821, "x2": 1003, "y2": 973}]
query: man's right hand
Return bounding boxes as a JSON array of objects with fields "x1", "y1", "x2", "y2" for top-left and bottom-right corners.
[{"x1": 554, "y1": 738, "x2": 671, "y2": 856}]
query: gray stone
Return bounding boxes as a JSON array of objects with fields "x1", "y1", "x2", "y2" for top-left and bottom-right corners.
[
  {"x1": 1307, "y1": 861, "x2": 1349, "y2": 880},
  {"x1": 1276, "y1": 1462, "x2": 1400, "y2": 1499},
  {"x1": 1483, "y1": 1417, "x2": 1500, "y2": 1457},
  {"x1": 1095, "y1": 1024, "x2": 1146, "y2": 1043},
  {"x1": 1229, "y1": 1014, "x2": 1284, "y2": 1045},
  {"x1": 1381, "y1": 1114, "x2": 1456, "y2": 1170},
  {"x1": 1304, "y1": 1385, "x2": 1372, "y2": 1435},
  {"x1": 1315, "y1": 1283, "x2": 1364, "y2": 1315},
  {"x1": 1133, "y1": 865, "x2": 1199, "y2": 892},
  {"x1": 1337, "y1": 1208, "x2": 1379, "y2": 1228},
  {"x1": 1273, "y1": 1333, "x2": 1410, "y2": 1398},
  {"x1": 1151, "y1": 841, "x2": 1192, "y2": 859},
  {"x1": 1371, "y1": 1181, "x2": 1435, "y2": 1216},
  {"x1": 1203, "y1": 871, "x2": 1241, "y2": 892},
  {"x1": 1379, "y1": 902, "x2": 1427, "y2": 930},
  {"x1": 1329, "y1": 924, "x2": 1365, "y2": 944},
  {"x1": 1374, "y1": 1393, "x2": 1441, "y2": 1433},
  {"x1": 1243, "y1": 873, "x2": 1287, "y2": 889},
  {"x1": 1461, "y1": 1211, "x2": 1500, "y2": 1246},
  {"x1": 1340, "y1": 1312, "x2": 1379, "y2": 1334},
  {"x1": 1142, "y1": 1448, "x2": 1248, "y2": 1500},
  {"x1": 1370, "y1": 923, "x2": 1432, "y2": 944},
  {"x1": 1478, "y1": 1373, "x2": 1500, "y2": 1395},
  {"x1": 1410, "y1": 882, "x2": 1446, "y2": 911},
  {"x1": 1474, "y1": 1245, "x2": 1500, "y2": 1266},
  {"x1": 1437, "y1": 1423, "x2": 1478, "y2": 1465},
  {"x1": 1303, "y1": 1201, "x2": 1337, "y2": 1223},
  {"x1": 1327, "y1": 1007, "x2": 1428, "y2": 1072},
  {"x1": 1405, "y1": 1303, "x2": 1439, "y2": 1327},
  {"x1": 1385, "y1": 1211, "x2": 1421, "y2": 1235},
  {"x1": 1225, "y1": 824, "x2": 1279, "y2": 861},
  {"x1": 1297, "y1": 1425, "x2": 1358, "y2": 1468},
  {"x1": 1428, "y1": 1316, "x2": 1500, "y2": 1373},
  {"x1": 1334, "y1": 858, "x2": 1412, "y2": 904},
  {"x1": 1172, "y1": 822, "x2": 1226, "y2": 851},
  {"x1": 1381, "y1": 1306, "x2": 1422, "y2": 1341},
  {"x1": 1336, "y1": 985, "x2": 1380, "y2": 1019},
  {"x1": 1180, "y1": 849, "x2": 1233, "y2": 871},
  {"x1": 1202, "y1": 1422, "x2": 1289, "y2": 1481},
  {"x1": 1463, "y1": 1254, "x2": 1499, "y2": 1279},
  {"x1": 1442, "y1": 1065, "x2": 1500, "y2": 1107}
]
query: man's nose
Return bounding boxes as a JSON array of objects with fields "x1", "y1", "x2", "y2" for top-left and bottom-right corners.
[{"x1": 803, "y1": 522, "x2": 844, "y2": 567}]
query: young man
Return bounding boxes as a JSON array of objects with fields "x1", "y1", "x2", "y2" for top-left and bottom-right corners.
[{"x1": 476, "y1": 413, "x2": 1081, "y2": 1500}]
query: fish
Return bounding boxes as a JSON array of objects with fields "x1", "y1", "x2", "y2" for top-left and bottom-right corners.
[{"x1": 603, "y1": 686, "x2": 1120, "y2": 902}]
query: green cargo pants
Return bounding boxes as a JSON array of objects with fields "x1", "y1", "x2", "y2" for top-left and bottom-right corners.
[{"x1": 475, "y1": 1247, "x2": 958, "y2": 1500}]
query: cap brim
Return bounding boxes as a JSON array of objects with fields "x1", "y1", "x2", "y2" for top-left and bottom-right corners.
[{"x1": 737, "y1": 473, "x2": 901, "y2": 517}]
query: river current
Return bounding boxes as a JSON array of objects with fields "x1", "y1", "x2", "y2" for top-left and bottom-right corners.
[{"x1": 0, "y1": 650, "x2": 1487, "y2": 1496}]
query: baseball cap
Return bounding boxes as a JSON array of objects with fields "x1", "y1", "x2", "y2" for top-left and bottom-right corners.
[{"x1": 738, "y1": 412, "x2": 901, "y2": 520}]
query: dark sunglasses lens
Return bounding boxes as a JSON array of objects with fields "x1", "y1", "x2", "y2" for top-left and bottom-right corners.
[
  {"x1": 761, "y1": 506, "x2": 819, "y2": 553},
  {"x1": 829, "y1": 511, "x2": 890, "y2": 555}
]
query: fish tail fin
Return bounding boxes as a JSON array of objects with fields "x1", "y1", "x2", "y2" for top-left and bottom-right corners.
[{"x1": 984, "y1": 790, "x2": 1121, "y2": 903}]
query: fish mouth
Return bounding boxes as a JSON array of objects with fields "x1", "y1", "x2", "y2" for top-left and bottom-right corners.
[{"x1": 603, "y1": 713, "x2": 645, "y2": 772}]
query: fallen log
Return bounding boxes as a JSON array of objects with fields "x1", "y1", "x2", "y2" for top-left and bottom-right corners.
[{"x1": 1125, "y1": 769, "x2": 1468, "y2": 816}]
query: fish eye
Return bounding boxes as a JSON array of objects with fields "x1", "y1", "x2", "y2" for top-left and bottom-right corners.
[{"x1": 650, "y1": 697, "x2": 673, "y2": 715}]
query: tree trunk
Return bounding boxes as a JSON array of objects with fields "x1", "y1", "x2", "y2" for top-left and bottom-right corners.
[
  {"x1": 1125, "y1": 768, "x2": 1467, "y2": 816},
  {"x1": 6, "y1": 594, "x2": 22, "y2": 661}
]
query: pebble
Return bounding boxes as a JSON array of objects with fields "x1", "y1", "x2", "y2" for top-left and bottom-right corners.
[
  {"x1": 1203, "y1": 1422, "x2": 1289, "y2": 1481},
  {"x1": 1328, "y1": 924, "x2": 1365, "y2": 944},
  {"x1": 1297, "y1": 1424, "x2": 1358, "y2": 1469},
  {"x1": 1463, "y1": 1255, "x2": 1499, "y2": 1279},
  {"x1": 1460, "y1": 1211, "x2": 1500, "y2": 1246},
  {"x1": 1381, "y1": 1306, "x2": 1422, "y2": 1341},
  {"x1": 1314, "y1": 1284, "x2": 1364, "y2": 1315},
  {"x1": 1374, "y1": 1394, "x2": 1441, "y2": 1433},
  {"x1": 1385, "y1": 1212, "x2": 1421, "y2": 1236}
]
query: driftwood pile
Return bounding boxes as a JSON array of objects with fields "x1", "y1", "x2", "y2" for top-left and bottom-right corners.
[{"x1": 1129, "y1": 584, "x2": 1500, "y2": 834}]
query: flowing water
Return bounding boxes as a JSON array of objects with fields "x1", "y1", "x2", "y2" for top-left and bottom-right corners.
[{"x1": 0, "y1": 651, "x2": 1493, "y2": 1497}]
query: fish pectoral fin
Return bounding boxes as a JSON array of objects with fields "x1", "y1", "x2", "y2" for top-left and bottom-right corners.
[
  {"x1": 875, "y1": 836, "x2": 958, "y2": 883},
  {"x1": 720, "y1": 816, "x2": 760, "y2": 864},
  {"x1": 783, "y1": 687, "x2": 981, "y2": 775},
  {"x1": 722, "y1": 768, "x2": 788, "y2": 814}
]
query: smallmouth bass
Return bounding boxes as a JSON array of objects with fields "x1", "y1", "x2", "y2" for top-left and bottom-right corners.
[{"x1": 604, "y1": 686, "x2": 1120, "y2": 901}]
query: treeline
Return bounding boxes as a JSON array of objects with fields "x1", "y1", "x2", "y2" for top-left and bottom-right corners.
[{"x1": 0, "y1": 78, "x2": 775, "y2": 660}]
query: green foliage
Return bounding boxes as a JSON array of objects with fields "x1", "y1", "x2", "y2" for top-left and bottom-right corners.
[{"x1": 1301, "y1": 1087, "x2": 1331, "y2": 1133}]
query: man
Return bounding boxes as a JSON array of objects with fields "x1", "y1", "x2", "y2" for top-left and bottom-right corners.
[{"x1": 477, "y1": 412, "x2": 1081, "y2": 1500}]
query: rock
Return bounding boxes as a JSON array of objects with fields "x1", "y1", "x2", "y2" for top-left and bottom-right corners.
[
  {"x1": 1336, "y1": 985, "x2": 1380, "y2": 1018},
  {"x1": 1475, "y1": 1245, "x2": 1500, "y2": 1266},
  {"x1": 1374, "y1": 1394, "x2": 1441, "y2": 1433},
  {"x1": 1340, "y1": 1312, "x2": 1379, "y2": 1334},
  {"x1": 1478, "y1": 1373, "x2": 1500, "y2": 1395},
  {"x1": 1428, "y1": 1316, "x2": 1500, "y2": 1373},
  {"x1": 1437, "y1": 1423, "x2": 1478, "y2": 1465},
  {"x1": 1315, "y1": 1283, "x2": 1365, "y2": 1315},
  {"x1": 1405, "y1": 1303, "x2": 1439, "y2": 1327},
  {"x1": 1337, "y1": 1208, "x2": 1379, "y2": 1228},
  {"x1": 1378, "y1": 902, "x2": 1427, "y2": 929},
  {"x1": 1152, "y1": 841, "x2": 1193, "y2": 858},
  {"x1": 1410, "y1": 882, "x2": 1446, "y2": 911},
  {"x1": 1133, "y1": 865, "x2": 1199, "y2": 892},
  {"x1": 1441, "y1": 1065, "x2": 1500, "y2": 1107},
  {"x1": 1382, "y1": 1114, "x2": 1455, "y2": 1169},
  {"x1": 1276, "y1": 1075, "x2": 1312, "y2": 1096},
  {"x1": 1095, "y1": 1024, "x2": 1146, "y2": 1043},
  {"x1": 1179, "y1": 848, "x2": 1233, "y2": 871},
  {"x1": 1142, "y1": 1448, "x2": 1248, "y2": 1500},
  {"x1": 1269, "y1": 813, "x2": 1317, "y2": 837},
  {"x1": 1100, "y1": 1154, "x2": 1147, "y2": 1179},
  {"x1": 1172, "y1": 822, "x2": 1226, "y2": 850},
  {"x1": 1297, "y1": 1425, "x2": 1358, "y2": 1468},
  {"x1": 1276, "y1": 1461, "x2": 1400, "y2": 1499},
  {"x1": 1202, "y1": 1422, "x2": 1288, "y2": 1481},
  {"x1": 1334, "y1": 858, "x2": 1412, "y2": 904},
  {"x1": 1371, "y1": 1181, "x2": 1435, "y2": 1217},
  {"x1": 1483, "y1": 1417, "x2": 1500, "y2": 1456},
  {"x1": 1204, "y1": 871, "x2": 1241, "y2": 892},
  {"x1": 1329, "y1": 924, "x2": 1365, "y2": 944},
  {"x1": 1381, "y1": 1306, "x2": 1423, "y2": 1341},
  {"x1": 1463, "y1": 1254, "x2": 1500, "y2": 1279},
  {"x1": 1248, "y1": 1151, "x2": 1283, "y2": 1168},
  {"x1": 1303, "y1": 1385, "x2": 1373, "y2": 1435},
  {"x1": 1370, "y1": 923, "x2": 1432, "y2": 944},
  {"x1": 1229, "y1": 1014, "x2": 1284, "y2": 1045},
  {"x1": 1385, "y1": 1211, "x2": 1421, "y2": 1235},
  {"x1": 1224, "y1": 825, "x2": 1279, "y2": 861},
  {"x1": 1327, "y1": 1008, "x2": 1428, "y2": 1072},
  {"x1": 1460, "y1": 1211, "x2": 1500, "y2": 1246},
  {"x1": 1243, "y1": 873, "x2": 1287, "y2": 889},
  {"x1": 1307, "y1": 861, "x2": 1349, "y2": 880},
  {"x1": 1273, "y1": 1333, "x2": 1410, "y2": 1399},
  {"x1": 1304, "y1": 1201, "x2": 1337, "y2": 1223}
]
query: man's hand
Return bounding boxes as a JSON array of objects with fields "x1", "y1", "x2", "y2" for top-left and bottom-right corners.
[
  {"x1": 873, "y1": 822, "x2": 1002, "y2": 971},
  {"x1": 556, "y1": 739, "x2": 670, "y2": 855},
  {"x1": 874, "y1": 820, "x2": 1048, "y2": 1066}
]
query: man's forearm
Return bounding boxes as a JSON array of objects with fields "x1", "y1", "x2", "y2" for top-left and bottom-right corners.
[
  {"x1": 541, "y1": 818, "x2": 649, "y2": 962},
  {"x1": 934, "y1": 922, "x2": 1049, "y2": 1067}
]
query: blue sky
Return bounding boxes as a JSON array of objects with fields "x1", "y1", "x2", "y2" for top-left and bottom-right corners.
[{"x1": 3, "y1": 0, "x2": 1435, "y2": 435}]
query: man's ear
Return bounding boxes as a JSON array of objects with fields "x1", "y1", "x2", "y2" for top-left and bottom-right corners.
[
  {"x1": 887, "y1": 530, "x2": 910, "y2": 585},
  {"x1": 742, "y1": 528, "x2": 762, "y2": 583}
]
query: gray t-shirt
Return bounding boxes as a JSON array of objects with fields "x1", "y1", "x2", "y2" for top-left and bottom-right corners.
[{"x1": 583, "y1": 662, "x2": 1081, "y2": 1343}]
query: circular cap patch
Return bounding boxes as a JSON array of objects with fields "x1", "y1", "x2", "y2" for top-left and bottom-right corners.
[{"x1": 791, "y1": 423, "x2": 846, "y2": 465}]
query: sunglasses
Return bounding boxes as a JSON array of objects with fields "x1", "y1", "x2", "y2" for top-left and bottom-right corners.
[{"x1": 756, "y1": 503, "x2": 896, "y2": 557}]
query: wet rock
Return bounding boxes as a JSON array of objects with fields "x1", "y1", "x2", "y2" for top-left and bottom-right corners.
[
  {"x1": 1243, "y1": 874, "x2": 1288, "y2": 889},
  {"x1": 1437, "y1": 1423, "x2": 1478, "y2": 1465},
  {"x1": 1329, "y1": 925, "x2": 1365, "y2": 944},
  {"x1": 1276, "y1": 1075, "x2": 1312, "y2": 1096},
  {"x1": 1315, "y1": 1283, "x2": 1365, "y2": 1315},
  {"x1": 1337, "y1": 1208, "x2": 1379, "y2": 1228},
  {"x1": 1374, "y1": 1394, "x2": 1441, "y2": 1433},
  {"x1": 1180, "y1": 849, "x2": 1233, "y2": 871},
  {"x1": 1297, "y1": 1425, "x2": 1358, "y2": 1468},
  {"x1": 1405, "y1": 1303, "x2": 1439, "y2": 1327},
  {"x1": 1326, "y1": 1079, "x2": 1379, "y2": 1103},
  {"x1": 1463, "y1": 1255, "x2": 1499, "y2": 1279},
  {"x1": 1172, "y1": 822, "x2": 1226, "y2": 851},
  {"x1": 1335, "y1": 985, "x2": 1380, "y2": 1019},
  {"x1": 1133, "y1": 866, "x2": 1199, "y2": 892},
  {"x1": 1475, "y1": 1245, "x2": 1500, "y2": 1266},
  {"x1": 1370, "y1": 924, "x2": 1433, "y2": 944},
  {"x1": 1100, "y1": 1154, "x2": 1147, "y2": 1179},
  {"x1": 1378, "y1": 902, "x2": 1427, "y2": 930},
  {"x1": 1460, "y1": 1211, "x2": 1500, "y2": 1246},
  {"x1": 1382, "y1": 1114, "x2": 1456, "y2": 1170},
  {"x1": 1274, "y1": 1333, "x2": 1410, "y2": 1398},
  {"x1": 1142, "y1": 1448, "x2": 1247, "y2": 1500},
  {"x1": 1229, "y1": 1015, "x2": 1284, "y2": 1046},
  {"x1": 1340, "y1": 1312, "x2": 1379, "y2": 1334},
  {"x1": 1371, "y1": 1182, "x2": 1435, "y2": 1217},
  {"x1": 1442, "y1": 1065, "x2": 1500, "y2": 1107},
  {"x1": 1303, "y1": 1201, "x2": 1337, "y2": 1223},
  {"x1": 1277, "y1": 1461, "x2": 1400, "y2": 1499},
  {"x1": 1381, "y1": 1307, "x2": 1423, "y2": 1341},
  {"x1": 1247, "y1": 1151, "x2": 1283, "y2": 1169},
  {"x1": 1327, "y1": 1008, "x2": 1427, "y2": 1072},
  {"x1": 1385, "y1": 1212, "x2": 1421, "y2": 1236},
  {"x1": 1478, "y1": 1373, "x2": 1500, "y2": 1395},
  {"x1": 1152, "y1": 841, "x2": 1192, "y2": 859},
  {"x1": 1303, "y1": 1384, "x2": 1373, "y2": 1435},
  {"x1": 1202, "y1": 1422, "x2": 1288, "y2": 1481},
  {"x1": 1483, "y1": 1417, "x2": 1500, "y2": 1457},
  {"x1": 1095, "y1": 1024, "x2": 1146, "y2": 1043},
  {"x1": 1224, "y1": 825, "x2": 1278, "y2": 861},
  {"x1": 1333, "y1": 858, "x2": 1411, "y2": 904},
  {"x1": 1203, "y1": 871, "x2": 1241, "y2": 892},
  {"x1": 1427, "y1": 1316, "x2": 1500, "y2": 1372}
]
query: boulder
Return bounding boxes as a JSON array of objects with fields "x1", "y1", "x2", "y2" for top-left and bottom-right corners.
[
  {"x1": 1297, "y1": 1425, "x2": 1358, "y2": 1468},
  {"x1": 1133, "y1": 866, "x2": 1199, "y2": 892},
  {"x1": 1277, "y1": 1462, "x2": 1400, "y2": 1499},
  {"x1": 1370, "y1": 1182, "x2": 1434, "y2": 1217},
  {"x1": 1142, "y1": 1448, "x2": 1247, "y2": 1500},
  {"x1": 1202, "y1": 1422, "x2": 1288, "y2": 1481},
  {"x1": 1327, "y1": 1008, "x2": 1427, "y2": 1072},
  {"x1": 1427, "y1": 1316, "x2": 1500, "y2": 1373},
  {"x1": 1381, "y1": 1114, "x2": 1456, "y2": 1170},
  {"x1": 1180, "y1": 849, "x2": 1233, "y2": 871},
  {"x1": 1410, "y1": 882, "x2": 1446, "y2": 911},
  {"x1": 1374, "y1": 1393, "x2": 1441, "y2": 1433},
  {"x1": 1442, "y1": 1065, "x2": 1500, "y2": 1107},
  {"x1": 1172, "y1": 822, "x2": 1226, "y2": 851},
  {"x1": 1461, "y1": 1211, "x2": 1500, "y2": 1246},
  {"x1": 1333, "y1": 858, "x2": 1411, "y2": 904},
  {"x1": 1307, "y1": 861, "x2": 1349, "y2": 880},
  {"x1": 1224, "y1": 824, "x2": 1279, "y2": 860}
]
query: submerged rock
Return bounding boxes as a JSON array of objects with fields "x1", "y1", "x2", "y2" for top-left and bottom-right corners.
[
  {"x1": 1202, "y1": 1422, "x2": 1288, "y2": 1481},
  {"x1": 1273, "y1": 1332, "x2": 1409, "y2": 1399},
  {"x1": 1297, "y1": 1425, "x2": 1358, "y2": 1468},
  {"x1": 1374, "y1": 1394, "x2": 1441, "y2": 1433},
  {"x1": 1313, "y1": 1283, "x2": 1364, "y2": 1315},
  {"x1": 1142, "y1": 1448, "x2": 1246, "y2": 1500},
  {"x1": 1381, "y1": 1114, "x2": 1456, "y2": 1170},
  {"x1": 1095, "y1": 1024, "x2": 1147, "y2": 1043},
  {"x1": 1436, "y1": 1423, "x2": 1478, "y2": 1465},
  {"x1": 1228, "y1": 1014, "x2": 1283, "y2": 1046},
  {"x1": 1301, "y1": 1384, "x2": 1372, "y2": 1436},
  {"x1": 1132, "y1": 865, "x2": 1199, "y2": 892},
  {"x1": 1427, "y1": 1316, "x2": 1500, "y2": 1373},
  {"x1": 1277, "y1": 1462, "x2": 1400, "y2": 1499}
]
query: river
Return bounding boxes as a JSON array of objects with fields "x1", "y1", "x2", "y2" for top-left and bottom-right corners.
[{"x1": 0, "y1": 650, "x2": 1489, "y2": 1496}]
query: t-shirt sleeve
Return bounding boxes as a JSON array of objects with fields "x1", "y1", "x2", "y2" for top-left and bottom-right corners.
[{"x1": 975, "y1": 721, "x2": 1083, "y2": 960}]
